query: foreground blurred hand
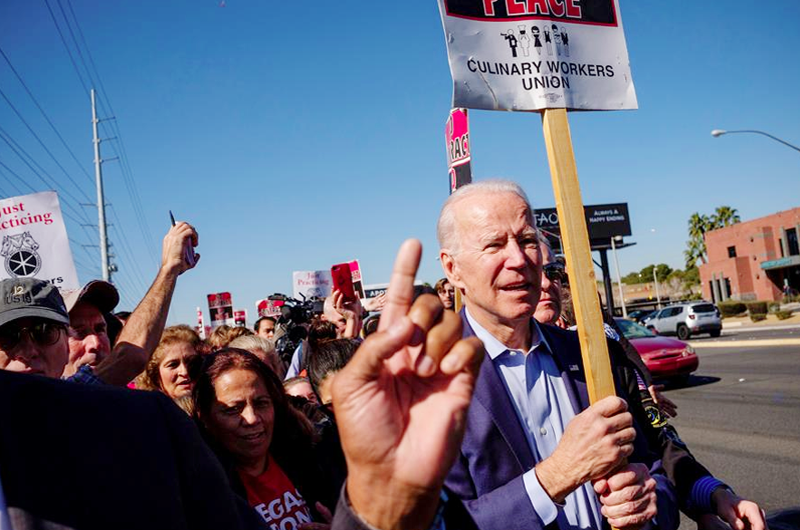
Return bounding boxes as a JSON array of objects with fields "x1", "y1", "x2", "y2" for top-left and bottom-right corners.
[{"x1": 332, "y1": 239, "x2": 483, "y2": 530}]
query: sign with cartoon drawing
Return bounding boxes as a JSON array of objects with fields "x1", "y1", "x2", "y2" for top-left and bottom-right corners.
[
  {"x1": 437, "y1": 0, "x2": 637, "y2": 111},
  {"x1": 0, "y1": 191, "x2": 79, "y2": 290}
]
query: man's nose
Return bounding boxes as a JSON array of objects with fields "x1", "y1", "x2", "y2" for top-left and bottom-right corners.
[
  {"x1": 504, "y1": 240, "x2": 527, "y2": 268},
  {"x1": 12, "y1": 335, "x2": 41, "y2": 364},
  {"x1": 84, "y1": 333, "x2": 101, "y2": 352}
]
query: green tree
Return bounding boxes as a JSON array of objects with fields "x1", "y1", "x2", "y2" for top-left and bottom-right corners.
[
  {"x1": 641, "y1": 263, "x2": 673, "y2": 283},
  {"x1": 711, "y1": 206, "x2": 741, "y2": 228},
  {"x1": 684, "y1": 207, "x2": 740, "y2": 268}
]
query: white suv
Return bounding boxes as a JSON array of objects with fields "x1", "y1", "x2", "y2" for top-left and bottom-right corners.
[{"x1": 642, "y1": 302, "x2": 722, "y2": 340}]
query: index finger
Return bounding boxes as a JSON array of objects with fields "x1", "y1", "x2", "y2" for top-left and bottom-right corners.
[{"x1": 378, "y1": 239, "x2": 422, "y2": 332}]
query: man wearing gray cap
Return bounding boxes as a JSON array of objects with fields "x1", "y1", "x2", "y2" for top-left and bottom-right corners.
[
  {"x1": 0, "y1": 221, "x2": 199, "y2": 386},
  {"x1": 0, "y1": 278, "x2": 70, "y2": 378}
]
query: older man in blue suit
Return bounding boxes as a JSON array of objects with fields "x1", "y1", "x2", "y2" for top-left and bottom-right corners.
[{"x1": 439, "y1": 180, "x2": 677, "y2": 530}]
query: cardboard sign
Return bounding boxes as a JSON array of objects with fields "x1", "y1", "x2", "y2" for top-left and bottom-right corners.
[
  {"x1": 0, "y1": 191, "x2": 79, "y2": 290},
  {"x1": 437, "y1": 0, "x2": 637, "y2": 111},
  {"x1": 347, "y1": 260, "x2": 366, "y2": 299},
  {"x1": 256, "y1": 299, "x2": 284, "y2": 318},
  {"x1": 207, "y1": 292, "x2": 234, "y2": 328},
  {"x1": 196, "y1": 306, "x2": 207, "y2": 339},
  {"x1": 234, "y1": 309, "x2": 247, "y2": 327},
  {"x1": 446, "y1": 108, "x2": 473, "y2": 193},
  {"x1": 293, "y1": 270, "x2": 332, "y2": 300}
]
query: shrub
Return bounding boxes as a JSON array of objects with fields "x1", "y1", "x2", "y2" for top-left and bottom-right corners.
[
  {"x1": 718, "y1": 302, "x2": 746, "y2": 318},
  {"x1": 768, "y1": 303, "x2": 781, "y2": 314},
  {"x1": 749, "y1": 313, "x2": 767, "y2": 322},
  {"x1": 776, "y1": 310, "x2": 793, "y2": 321},
  {"x1": 746, "y1": 301, "x2": 768, "y2": 315}
]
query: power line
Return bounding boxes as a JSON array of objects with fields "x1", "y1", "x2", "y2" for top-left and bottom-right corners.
[
  {"x1": 0, "y1": 159, "x2": 88, "y2": 228},
  {"x1": 0, "y1": 126, "x2": 93, "y2": 217},
  {"x1": 47, "y1": 0, "x2": 160, "y2": 269},
  {"x1": 0, "y1": 87, "x2": 94, "y2": 204},
  {"x1": 43, "y1": 0, "x2": 90, "y2": 98},
  {"x1": 0, "y1": 45, "x2": 95, "y2": 188}
]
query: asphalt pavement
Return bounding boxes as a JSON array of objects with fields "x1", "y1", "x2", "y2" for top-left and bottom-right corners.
[{"x1": 667, "y1": 327, "x2": 800, "y2": 529}]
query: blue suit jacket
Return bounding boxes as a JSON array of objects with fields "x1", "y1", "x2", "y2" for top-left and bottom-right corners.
[{"x1": 445, "y1": 313, "x2": 676, "y2": 530}]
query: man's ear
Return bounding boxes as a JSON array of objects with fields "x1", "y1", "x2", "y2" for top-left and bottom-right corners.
[{"x1": 440, "y1": 250, "x2": 464, "y2": 290}]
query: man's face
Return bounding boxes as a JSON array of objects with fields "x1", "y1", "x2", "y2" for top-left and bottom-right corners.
[
  {"x1": 256, "y1": 319, "x2": 275, "y2": 340},
  {"x1": 441, "y1": 192, "x2": 542, "y2": 327},
  {"x1": 0, "y1": 317, "x2": 69, "y2": 378},
  {"x1": 66, "y1": 301, "x2": 111, "y2": 376},
  {"x1": 437, "y1": 282, "x2": 455, "y2": 310},
  {"x1": 534, "y1": 245, "x2": 562, "y2": 326}
]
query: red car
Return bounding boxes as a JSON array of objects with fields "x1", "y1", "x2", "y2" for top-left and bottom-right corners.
[{"x1": 615, "y1": 318, "x2": 699, "y2": 382}]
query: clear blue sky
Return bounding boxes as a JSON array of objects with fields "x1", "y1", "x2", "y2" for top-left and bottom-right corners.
[{"x1": 1, "y1": 1, "x2": 798, "y2": 326}]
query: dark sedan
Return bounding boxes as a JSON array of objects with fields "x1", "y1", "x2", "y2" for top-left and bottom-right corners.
[{"x1": 615, "y1": 318, "x2": 699, "y2": 382}]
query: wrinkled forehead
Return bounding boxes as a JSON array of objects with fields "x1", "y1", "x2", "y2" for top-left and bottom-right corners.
[{"x1": 454, "y1": 192, "x2": 534, "y2": 236}]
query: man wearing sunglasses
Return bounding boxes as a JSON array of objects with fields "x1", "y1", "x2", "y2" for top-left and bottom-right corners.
[
  {"x1": 0, "y1": 221, "x2": 200, "y2": 386},
  {"x1": 0, "y1": 278, "x2": 70, "y2": 378}
]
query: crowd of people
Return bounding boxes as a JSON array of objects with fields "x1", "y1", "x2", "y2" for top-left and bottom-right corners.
[{"x1": 0, "y1": 179, "x2": 771, "y2": 530}]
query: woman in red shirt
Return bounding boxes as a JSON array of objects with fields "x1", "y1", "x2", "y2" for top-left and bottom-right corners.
[{"x1": 193, "y1": 348, "x2": 336, "y2": 528}]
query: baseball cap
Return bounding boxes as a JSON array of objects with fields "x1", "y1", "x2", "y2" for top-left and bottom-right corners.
[
  {"x1": 0, "y1": 278, "x2": 70, "y2": 328},
  {"x1": 62, "y1": 280, "x2": 120, "y2": 314}
]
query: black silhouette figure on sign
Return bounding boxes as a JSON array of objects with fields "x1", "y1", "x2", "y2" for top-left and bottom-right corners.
[
  {"x1": 544, "y1": 26, "x2": 553, "y2": 56},
  {"x1": 501, "y1": 29, "x2": 519, "y2": 58},
  {"x1": 531, "y1": 25, "x2": 543, "y2": 56},
  {"x1": 517, "y1": 25, "x2": 530, "y2": 57},
  {"x1": 560, "y1": 27, "x2": 570, "y2": 57},
  {"x1": 552, "y1": 25, "x2": 563, "y2": 56}
]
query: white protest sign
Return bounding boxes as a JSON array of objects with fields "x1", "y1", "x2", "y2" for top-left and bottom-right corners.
[
  {"x1": 292, "y1": 270, "x2": 332, "y2": 300},
  {"x1": 437, "y1": 0, "x2": 637, "y2": 111},
  {"x1": 0, "y1": 191, "x2": 79, "y2": 290}
]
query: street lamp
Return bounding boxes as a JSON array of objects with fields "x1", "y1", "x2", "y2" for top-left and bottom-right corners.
[
  {"x1": 610, "y1": 235, "x2": 627, "y2": 318},
  {"x1": 711, "y1": 129, "x2": 800, "y2": 153}
]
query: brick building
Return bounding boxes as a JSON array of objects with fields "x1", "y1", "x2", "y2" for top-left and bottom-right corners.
[{"x1": 699, "y1": 207, "x2": 800, "y2": 302}]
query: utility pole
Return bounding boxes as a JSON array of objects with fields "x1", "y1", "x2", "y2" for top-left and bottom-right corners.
[
  {"x1": 91, "y1": 89, "x2": 111, "y2": 282},
  {"x1": 611, "y1": 236, "x2": 627, "y2": 318}
]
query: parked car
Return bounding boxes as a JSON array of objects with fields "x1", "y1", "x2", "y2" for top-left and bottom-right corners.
[
  {"x1": 627, "y1": 309, "x2": 655, "y2": 325},
  {"x1": 641, "y1": 302, "x2": 721, "y2": 340},
  {"x1": 614, "y1": 318, "x2": 699, "y2": 381}
]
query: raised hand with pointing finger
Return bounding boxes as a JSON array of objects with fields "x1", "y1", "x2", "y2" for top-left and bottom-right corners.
[{"x1": 331, "y1": 239, "x2": 483, "y2": 530}]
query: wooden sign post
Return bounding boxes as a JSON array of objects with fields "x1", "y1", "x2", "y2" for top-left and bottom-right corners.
[
  {"x1": 542, "y1": 109, "x2": 616, "y2": 402},
  {"x1": 437, "y1": 0, "x2": 637, "y2": 401}
]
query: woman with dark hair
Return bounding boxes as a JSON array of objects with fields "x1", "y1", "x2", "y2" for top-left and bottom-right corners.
[{"x1": 193, "y1": 348, "x2": 336, "y2": 529}]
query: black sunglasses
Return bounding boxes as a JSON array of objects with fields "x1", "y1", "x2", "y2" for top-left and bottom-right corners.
[
  {"x1": 0, "y1": 322, "x2": 65, "y2": 351},
  {"x1": 543, "y1": 263, "x2": 567, "y2": 283}
]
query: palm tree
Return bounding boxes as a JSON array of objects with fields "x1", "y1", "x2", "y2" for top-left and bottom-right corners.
[
  {"x1": 685, "y1": 213, "x2": 711, "y2": 267},
  {"x1": 711, "y1": 206, "x2": 741, "y2": 228}
]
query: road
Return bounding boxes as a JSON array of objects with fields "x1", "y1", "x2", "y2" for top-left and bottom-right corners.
[{"x1": 666, "y1": 326, "x2": 800, "y2": 529}]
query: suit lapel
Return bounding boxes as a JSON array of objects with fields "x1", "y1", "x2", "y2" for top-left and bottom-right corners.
[
  {"x1": 539, "y1": 324, "x2": 589, "y2": 412},
  {"x1": 462, "y1": 312, "x2": 535, "y2": 471}
]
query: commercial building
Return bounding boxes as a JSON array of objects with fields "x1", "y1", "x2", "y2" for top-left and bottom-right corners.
[{"x1": 699, "y1": 207, "x2": 800, "y2": 302}]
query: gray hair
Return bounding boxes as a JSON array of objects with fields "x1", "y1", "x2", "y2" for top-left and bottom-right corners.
[
  {"x1": 437, "y1": 179, "x2": 533, "y2": 253},
  {"x1": 227, "y1": 334, "x2": 284, "y2": 379},
  {"x1": 228, "y1": 334, "x2": 275, "y2": 355}
]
